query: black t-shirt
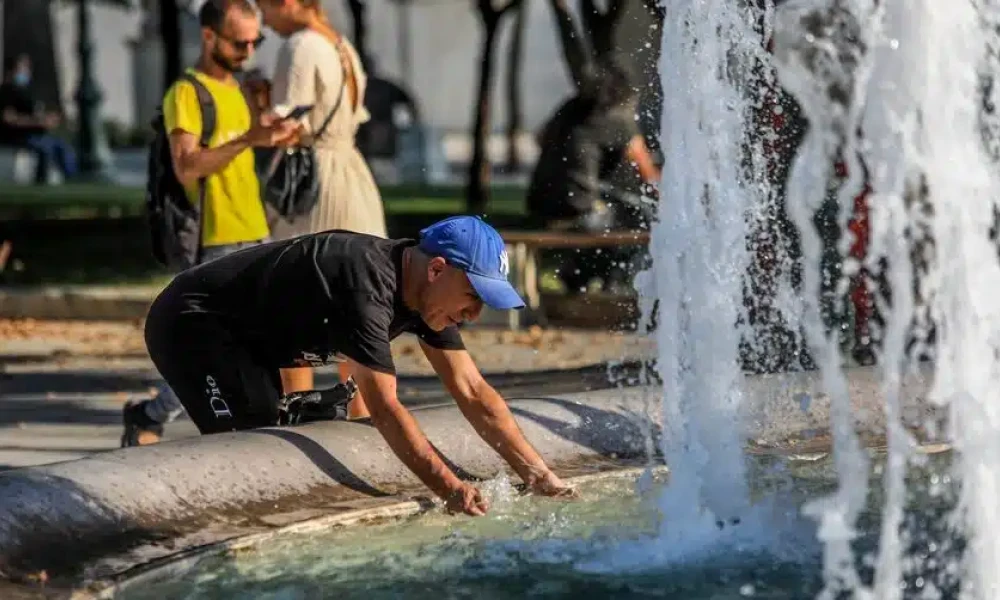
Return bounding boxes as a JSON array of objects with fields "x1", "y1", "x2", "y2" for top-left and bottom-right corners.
[
  {"x1": 0, "y1": 82, "x2": 41, "y2": 145},
  {"x1": 526, "y1": 96, "x2": 641, "y2": 220},
  {"x1": 161, "y1": 231, "x2": 465, "y2": 374}
]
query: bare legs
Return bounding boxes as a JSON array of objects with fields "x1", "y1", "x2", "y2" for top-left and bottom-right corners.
[{"x1": 279, "y1": 367, "x2": 314, "y2": 394}]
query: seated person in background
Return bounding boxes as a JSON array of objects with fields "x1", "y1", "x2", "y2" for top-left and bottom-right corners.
[
  {"x1": 526, "y1": 0, "x2": 660, "y2": 294},
  {"x1": 0, "y1": 54, "x2": 77, "y2": 182}
]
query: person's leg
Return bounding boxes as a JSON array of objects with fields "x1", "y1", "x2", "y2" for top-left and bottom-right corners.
[
  {"x1": 341, "y1": 362, "x2": 369, "y2": 419},
  {"x1": 128, "y1": 325, "x2": 354, "y2": 443},
  {"x1": 570, "y1": 200, "x2": 617, "y2": 293},
  {"x1": 50, "y1": 137, "x2": 78, "y2": 178},
  {"x1": 123, "y1": 241, "x2": 271, "y2": 446},
  {"x1": 23, "y1": 135, "x2": 55, "y2": 184},
  {"x1": 280, "y1": 367, "x2": 314, "y2": 394},
  {"x1": 120, "y1": 382, "x2": 186, "y2": 447},
  {"x1": 145, "y1": 314, "x2": 282, "y2": 435},
  {"x1": 600, "y1": 198, "x2": 646, "y2": 293},
  {"x1": 128, "y1": 240, "x2": 268, "y2": 427}
]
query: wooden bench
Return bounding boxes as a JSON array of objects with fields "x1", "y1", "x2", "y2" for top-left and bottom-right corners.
[{"x1": 500, "y1": 229, "x2": 651, "y2": 329}]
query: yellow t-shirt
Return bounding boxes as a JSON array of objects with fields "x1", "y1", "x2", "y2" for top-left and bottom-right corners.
[{"x1": 162, "y1": 69, "x2": 270, "y2": 247}]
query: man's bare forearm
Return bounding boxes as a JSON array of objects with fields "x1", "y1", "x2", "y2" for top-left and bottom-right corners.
[
  {"x1": 459, "y1": 381, "x2": 551, "y2": 485},
  {"x1": 2, "y1": 110, "x2": 44, "y2": 129},
  {"x1": 173, "y1": 136, "x2": 251, "y2": 187},
  {"x1": 369, "y1": 399, "x2": 464, "y2": 498}
]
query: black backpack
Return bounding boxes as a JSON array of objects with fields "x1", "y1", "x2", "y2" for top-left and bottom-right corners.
[{"x1": 146, "y1": 73, "x2": 216, "y2": 271}]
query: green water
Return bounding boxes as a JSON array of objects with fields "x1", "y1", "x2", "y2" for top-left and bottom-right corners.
[{"x1": 118, "y1": 453, "x2": 961, "y2": 600}]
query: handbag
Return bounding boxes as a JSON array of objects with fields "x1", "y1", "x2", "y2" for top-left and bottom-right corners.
[{"x1": 260, "y1": 67, "x2": 346, "y2": 219}]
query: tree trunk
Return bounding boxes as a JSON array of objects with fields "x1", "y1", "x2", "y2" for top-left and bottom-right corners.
[
  {"x1": 504, "y1": 0, "x2": 527, "y2": 172},
  {"x1": 466, "y1": 0, "x2": 519, "y2": 214},
  {"x1": 159, "y1": 0, "x2": 182, "y2": 90},
  {"x1": 346, "y1": 0, "x2": 371, "y2": 70}
]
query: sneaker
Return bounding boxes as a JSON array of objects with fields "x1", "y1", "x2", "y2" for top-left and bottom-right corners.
[
  {"x1": 277, "y1": 380, "x2": 357, "y2": 425},
  {"x1": 120, "y1": 399, "x2": 164, "y2": 448}
]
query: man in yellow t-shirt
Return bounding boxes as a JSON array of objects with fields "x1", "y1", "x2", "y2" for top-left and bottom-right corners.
[
  {"x1": 122, "y1": 0, "x2": 298, "y2": 447},
  {"x1": 160, "y1": 0, "x2": 297, "y2": 257},
  {"x1": 163, "y1": 68, "x2": 271, "y2": 250}
]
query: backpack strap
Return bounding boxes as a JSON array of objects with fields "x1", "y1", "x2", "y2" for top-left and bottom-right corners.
[
  {"x1": 181, "y1": 72, "x2": 216, "y2": 148},
  {"x1": 179, "y1": 72, "x2": 216, "y2": 264}
]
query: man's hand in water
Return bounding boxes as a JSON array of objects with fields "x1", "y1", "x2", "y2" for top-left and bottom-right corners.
[
  {"x1": 528, "y1": 471, "x2": 578, "y2": 499},
  {"x1": 445, "y1": 482, "x2": 489, "y2": 516}
]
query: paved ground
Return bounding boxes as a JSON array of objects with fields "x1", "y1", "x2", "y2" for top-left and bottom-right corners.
[{"x1": 0, "y1": 319, "x2": 654, "y2": 470}]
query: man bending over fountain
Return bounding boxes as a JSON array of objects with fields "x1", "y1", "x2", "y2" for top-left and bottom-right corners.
[{"x1": 122, "y1": 216, "x2": 575, "y2": 516}]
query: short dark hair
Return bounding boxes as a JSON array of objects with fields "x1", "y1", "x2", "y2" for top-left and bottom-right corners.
[{"x1": 199, "y1": 0, "x2": 256, "y2": 31}]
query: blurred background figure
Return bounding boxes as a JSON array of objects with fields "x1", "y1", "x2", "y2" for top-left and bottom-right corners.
[
  {"x1": 0, "y1": 54, "x2": 78, "y2": 184},
  {"x1": 257, "y1": 0, "x2": 388, "y2": 418},
  {"x1": 258, "y1": 0, "x2": 386, "y2": 240},
  {"x1": 526, "y1": 0, "x2": 660, "y2": 295}
]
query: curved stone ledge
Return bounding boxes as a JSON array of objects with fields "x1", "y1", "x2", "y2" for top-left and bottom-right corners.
[{"x1": 0, "y1": 365, "x2": 937, "y2": 592}]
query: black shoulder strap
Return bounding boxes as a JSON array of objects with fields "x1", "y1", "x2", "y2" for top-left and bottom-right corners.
[
  {"x1": 178, "y1": 71, "x2": 215, "y2": 265},
  {"x1": 180, "y1": 72, "x2": 216, "y2": 148}
]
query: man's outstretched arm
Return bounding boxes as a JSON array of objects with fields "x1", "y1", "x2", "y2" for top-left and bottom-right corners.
[
  {"x1": 419, "y1": 342, "x2": 575, "y2": 496},
  {"x1": 346, "y1": 358, "x2": 489, "y2": 516}
]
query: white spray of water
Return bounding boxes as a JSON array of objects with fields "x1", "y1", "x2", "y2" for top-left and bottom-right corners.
[
  {"x1": 913, "y1": 1, "x2": 1000, "y2": 597},
  {"x1": 855, "y1": 2, "x2": 923, "y2": 597},
  {"x1": 646, "y1": 0, "x2": 765, "y2": 536},
  {"x1": 636, "y1": 0, "x2": 1000, "y2": 594},
  {"x1": 771, "y1": 0, "x2": 1000, "y2": 597},
  {"x1": 770, "y1": 1, "x2": 877, "y2": 597}
]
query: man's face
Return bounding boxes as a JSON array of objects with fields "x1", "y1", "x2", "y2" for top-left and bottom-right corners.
[
  {"x1": 205, "y1": 10, "x2": 261, "y2": 73},
  {"x1": 418, "y1": 257, "x2": 485, "y2": 331}
]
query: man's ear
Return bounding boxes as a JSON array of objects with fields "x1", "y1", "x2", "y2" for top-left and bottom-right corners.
[{"x1": 427, "y1": 256, "x2": 448, "y2": 282}]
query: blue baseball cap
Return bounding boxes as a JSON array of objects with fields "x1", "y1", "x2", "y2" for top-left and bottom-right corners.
[{"x1": 418, "y1": 216, "x2": 525, "y2": 311}]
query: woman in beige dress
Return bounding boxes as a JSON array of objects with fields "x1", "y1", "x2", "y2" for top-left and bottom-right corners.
[
  {"x1": 258, "y1": 0, "x2": 386, "y2": 416},
  {"x1": 258, "y1": 0, "x2": 387, "y2": 240}
]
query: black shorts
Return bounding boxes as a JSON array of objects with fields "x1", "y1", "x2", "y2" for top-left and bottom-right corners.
[{"x1": 144, "y1": 293, "x2": 282, "y2": 434}]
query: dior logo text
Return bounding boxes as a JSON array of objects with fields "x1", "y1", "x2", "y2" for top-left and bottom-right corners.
[{"x1": 206, "y1": 375, "x2": 232, "y2": 419}]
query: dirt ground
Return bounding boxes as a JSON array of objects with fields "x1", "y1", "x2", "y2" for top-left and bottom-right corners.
[{"x1": 0, "y1": 318, "x2": 655, "y2": 376}]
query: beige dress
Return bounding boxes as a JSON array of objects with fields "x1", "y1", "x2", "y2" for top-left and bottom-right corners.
[{"x1": 269, "y1": 29, "x2": 387, "y2": 239}]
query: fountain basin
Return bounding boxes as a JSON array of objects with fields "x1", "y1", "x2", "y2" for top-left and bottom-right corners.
[
  {"x1": 0, "y1": 365, "x2": 939, "y2": 593},
  {"x1": 109, "y1": 451, "x2": 958, "y2": 600}
]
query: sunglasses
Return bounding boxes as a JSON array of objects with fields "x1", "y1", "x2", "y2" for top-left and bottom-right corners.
[{"x1": 214, "y1": 30, "x2": 265, "y2": 52}]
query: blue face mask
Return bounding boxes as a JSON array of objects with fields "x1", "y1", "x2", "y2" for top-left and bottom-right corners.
[{"x1": 12, "y1": 72, "x2": 30, "y2": 87}]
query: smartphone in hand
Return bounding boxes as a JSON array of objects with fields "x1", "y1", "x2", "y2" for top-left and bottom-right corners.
[{"x1": 284, "y1": 104, "x2": 314, "y2": 120}]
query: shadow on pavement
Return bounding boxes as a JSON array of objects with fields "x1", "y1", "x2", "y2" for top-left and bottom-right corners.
[
  {"x1": 0, "y1": 362, "x2": 648, "y2": 406},
  {"x1": 0, "y1": 398, "x2": 124, "y2": 426}
]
